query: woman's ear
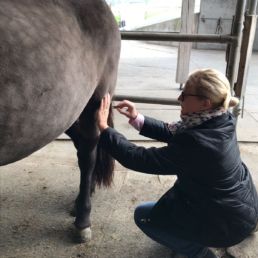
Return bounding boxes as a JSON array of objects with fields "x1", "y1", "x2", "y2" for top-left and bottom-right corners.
[{"x1": 201, "y1": 98, "x2": 212, "y2": 110}]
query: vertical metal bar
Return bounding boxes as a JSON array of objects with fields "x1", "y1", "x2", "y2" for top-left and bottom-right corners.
[
  {"x1": 249, "y1": 0, "x2": 258, "y2": 14},
  {"x1": 233, "y1": 0, "x2": 257, "y2": 117},
  {"x1": 226, "y1": 0, "x2": 247, "y2": 99}
]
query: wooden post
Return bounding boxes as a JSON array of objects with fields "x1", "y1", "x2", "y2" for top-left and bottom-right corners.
[{"x1": 176, "y1": 0, "x2": 195, "y2": 88}]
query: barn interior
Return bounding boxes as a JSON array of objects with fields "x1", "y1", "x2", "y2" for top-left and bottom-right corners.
[{"x1": 1, "y1": 0, "x2": 258, "y2": 257}]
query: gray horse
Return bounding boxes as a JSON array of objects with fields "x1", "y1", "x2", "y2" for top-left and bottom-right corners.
[{"x1": 0, "y1": 0, "x2": 121, "y2": 242}]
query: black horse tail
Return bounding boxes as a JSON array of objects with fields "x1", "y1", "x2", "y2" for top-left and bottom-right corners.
[{"x1": 94, "y1": 104, "x2": 115, "y2": 188}]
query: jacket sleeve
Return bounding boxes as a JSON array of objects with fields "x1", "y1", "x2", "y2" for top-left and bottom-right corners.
[
  {"x1": 99, "y1": 127, "x2": 183, "y2": 175},
  {"x1": 139, "y1": 116, "x2": 173, "y2": 143}
]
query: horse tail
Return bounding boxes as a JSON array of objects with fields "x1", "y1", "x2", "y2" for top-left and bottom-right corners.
[{"x1": 94, "y1": 104, "x2": 115, "y2": 188}]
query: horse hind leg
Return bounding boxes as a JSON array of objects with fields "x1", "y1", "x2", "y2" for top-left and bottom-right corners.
[
  {"x1": 65, "y1": 91, "x2": 115, "y2": 243},
  {"x1": 79, "y1": 86, "x2": 115, "y2": 189},
  {"x1": 65, "y1": 99, "x2": 98, "y2": 243}
]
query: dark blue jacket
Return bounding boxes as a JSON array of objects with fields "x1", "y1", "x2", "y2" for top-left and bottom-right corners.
[{"x1": 99, "y1": 112, "x2": 258, "y2": 247}]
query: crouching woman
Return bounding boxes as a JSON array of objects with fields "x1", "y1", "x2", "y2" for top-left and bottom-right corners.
[{"x1": 97, "y1": 69, "x2": 258, "y2": 258}]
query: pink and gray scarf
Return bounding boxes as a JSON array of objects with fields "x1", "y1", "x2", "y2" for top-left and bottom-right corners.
[{"x1": 167, "y1": 107, "x2": 226, "y2": 135}]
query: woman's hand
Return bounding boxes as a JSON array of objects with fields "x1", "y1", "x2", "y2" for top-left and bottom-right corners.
[
  {"x1": 97, "y1": 93, "x2": 111, "y2": 132},
  {"x1": 114, "y1": 100, "x2": 138, "y2": 120}
]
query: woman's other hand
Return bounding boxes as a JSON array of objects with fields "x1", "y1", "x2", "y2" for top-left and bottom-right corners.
[
  {"x1": 97, "y1": 93, "x2": 111, "y2": 132},
  {"x1": 114, "y1": 100, "x2": 138, "y2": 120}
]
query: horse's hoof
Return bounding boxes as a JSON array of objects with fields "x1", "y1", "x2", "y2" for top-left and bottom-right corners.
[{"x1": 74, "y1": 226, "x2": 92, "y2": 243}]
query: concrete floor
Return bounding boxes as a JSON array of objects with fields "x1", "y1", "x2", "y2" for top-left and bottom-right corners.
[
  {"x1": 0, "y1": 42, "x2": 258, "y2": 258},
  {"x1": 0, "y1": 141, "x2": 258, "y2": 258}
]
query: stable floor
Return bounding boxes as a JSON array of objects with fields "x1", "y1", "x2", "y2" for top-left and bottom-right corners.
[{"x1": 0, "y1": 141, "x2": 258, "y2": 258}]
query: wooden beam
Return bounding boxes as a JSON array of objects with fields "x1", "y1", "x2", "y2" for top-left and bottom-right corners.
[{"x1": 176, "y1": 0, "x2": 195, "y2": 84}]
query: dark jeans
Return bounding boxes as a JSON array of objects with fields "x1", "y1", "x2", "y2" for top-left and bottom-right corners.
[{"x1": 134, "y1": 202, "x2": 209, "y2": 258}]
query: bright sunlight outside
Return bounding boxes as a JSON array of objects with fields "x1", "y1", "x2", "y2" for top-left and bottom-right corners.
[{"x1": 106, "y1": 0, "x2": 201, "y2": 30}]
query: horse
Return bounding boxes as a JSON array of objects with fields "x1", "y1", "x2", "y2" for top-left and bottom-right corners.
[{"x1": 0, "y1": 0, "x2": 121, "y2": 243}]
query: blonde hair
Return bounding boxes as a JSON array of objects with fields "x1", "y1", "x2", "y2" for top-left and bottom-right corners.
[{"x1": 186, "y1": 68, "x2": 239, "y2": 109}]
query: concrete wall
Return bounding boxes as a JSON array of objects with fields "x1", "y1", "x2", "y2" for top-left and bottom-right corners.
[
  {"x1": 136, "y1": 15, "x2": 199, "y2": 48},
  {"x1": 136, "y1": 0, "x2": 258, "y2": 51},
  {"x1": 136, "y1": 18, "x2": 181, "y2": 33},
  {"x1": 197, "y1": 0, "x2": 258, "y2": 51},
  {"x1": 136, "y1": 18, "x2": 181, "y2": 47},
  {"x1": 197, "y1": 0, "x2": 235, "y2": 50}
]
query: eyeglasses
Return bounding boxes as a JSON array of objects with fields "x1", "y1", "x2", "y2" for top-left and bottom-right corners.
[{"x1": 180, "y1": 92, "x2": 208, "y2": 102}]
